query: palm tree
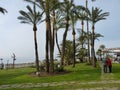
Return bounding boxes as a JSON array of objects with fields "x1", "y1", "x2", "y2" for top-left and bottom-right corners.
[
  {"x1": 0, "y1": 7, "x2": 7, "y2": 14},
  {"x1": 51, "y1": 0, "x2": 60, "y2": 50},
  {"x1": 24, "y1": 0, "x2": 53, "y2": 73},
  {"x1": 69, "y1": 9, "x2": 79, "y2": 67},
  {"x1": 70, "y1": 13, "x2": 76, "y2": 67},
  {"x1": 85, "y1": 0, "x2": 96, "y2": 64},
  {"x1": 77, "y1": 30, "x2": 88, "y2": 62},
  {"x1": 60, "y1": 0, "x2": 76, "y2": 67},
  {"x1": 18, "y1": 4, "x2": 43, "y2": 72},
  {"x1": 85, "y1": 0, "x2": 90, "y2": 63},
  {"x1": 75, "y1": 8, "x2": 87, "y2": 62},
  {"x1": 55, "y1": 10, "x2": 66, "y2": 55},
  {"x1": 50, "y1": 0, "x2": 61, "y2": 73},
  {"x1": 86, "y1": 7, "x2": 109, "y2": 67}
]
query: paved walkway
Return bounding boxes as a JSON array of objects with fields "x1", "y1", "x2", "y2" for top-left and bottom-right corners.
[{"x1": 0, "y1": 80, "x2": 120, "y2": 89}]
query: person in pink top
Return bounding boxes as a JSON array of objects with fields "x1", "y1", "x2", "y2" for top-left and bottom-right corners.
[{"x1": 107, "y1": 57, "x2": 112, "y2": 73}]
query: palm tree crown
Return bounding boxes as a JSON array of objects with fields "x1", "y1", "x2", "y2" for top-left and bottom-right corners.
[
  {"x1": 87, "y1": 7, "x2": 109, "y2": 25},
  {"x1": 18, "y1": 4, "x2": 43, "y2": 28}
]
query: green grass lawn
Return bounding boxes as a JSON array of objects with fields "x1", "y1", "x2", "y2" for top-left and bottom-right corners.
[
  {"x1": 0, "y1": 62, "x2": 120, "y2": 90},
  {"x1": 0, "y1": 63, "x2": 101, "y2": 85}
]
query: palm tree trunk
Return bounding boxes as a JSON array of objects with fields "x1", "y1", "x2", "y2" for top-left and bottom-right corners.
[
  {"x1": 33, "y1": 25, "x2": 39, "y2": 72},
  {"x1": 86, "y1": 0, "x2": 91, "y2": 64},
  {"x1": 72, "y1": 28, "x2": 76, "y2": 67},
  {"x1": 45, "y1": 1, "x2": 51, "y2": 73},
  {"x1": 61, "y1": 16, "x2": 69, "y2": 67},
  {"x1": 49, "y1": 22, "x2": 54, "y2": 73},
  {"x1": 81, "y1": 20, "x2": 84, "y2": 63},
  {"x1": 52, "y1": 10, "x2": 55, "y2": 53},
  {"x1": 49, "y1": 10, "x2": 55, "y2": 73},
  {"x1": 91, "y1": 25, "x2": 96, "y2": 67},
  {"x1": 45, "y1": 1, "x2": 54, "y2": 73},
  {"x1": 55, "y1": 30, "x2": 61, "y2": 55},
  {"x1": 45, "y1": 17, "x2": 49, "y2": 73}
]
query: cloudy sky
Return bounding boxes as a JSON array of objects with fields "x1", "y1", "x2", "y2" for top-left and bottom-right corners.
[{"x1": 0, "y1": 0, "x2": 120, "y2": 63}]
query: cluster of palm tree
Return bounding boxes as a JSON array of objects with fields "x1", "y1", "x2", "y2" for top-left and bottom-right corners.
[{"x1": 17, "y1": 0, "x2": 109, "y2": 73}]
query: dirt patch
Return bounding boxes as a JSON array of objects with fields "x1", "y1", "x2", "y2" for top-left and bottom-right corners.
[{"x1": 30, "y1": 70, "x2": 71, "y2": 77}]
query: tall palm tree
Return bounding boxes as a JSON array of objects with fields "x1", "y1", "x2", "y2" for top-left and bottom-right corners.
[
  {"x1": 69, "y1": 10, "x2": 78, "y2": 67},
  {"x1": 75, "y1": 9, "x2": 87, "y2": 62},
  {"x1": 44, "y1": 0, "x2": 51, "y2": 73},
  {"x1": 55, "y1": 10, "x2": 66, "y2": 55},
  {"x1": 85, "y1": 0, "x2": 96, "y2": 64},
  {"x1": 71, "y1": 15, "x2": 76, "y2": 67},
  {"x1": 51, "y1": 0, "x2": 60, "y2": 50},
  {"x1": 87, "y1": 7, "x2": 109, "y2": 67},
  {"x1": 50, "y1": 0, "x2": 60, "y2": 73},
  {"x1": 18, "y1": 4, "x2": 43, "y2": 72},
  {"x1": 85, "y1": 0, "x2": 90, "y2": 63},
  {"x1": 24, "y1": 0, "x2": 53, "y2": 73},
  {"x1": 0, "y1": 7, "x2": 7, "y2": 14},
  {"x1": 60, "y1": 0, "x2": 76, "y2": 67},
  {"x1": 77, "y1": 30, "x2": 88, "y2": 62}
]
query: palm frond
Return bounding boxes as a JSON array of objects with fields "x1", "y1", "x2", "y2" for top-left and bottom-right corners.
[
  {"x1": 87, "y1": 7, "x2": 109, "y2": 24},
  {"x1": 94, "y1": 33, "x2": 104, "y2": 40},
  {"x1": 19, "y1": 10, "x2": 34, "y2": 24},
  {"x1": 26, "y1": 5, "x2": 34, "y2": 16},
  {"x1": 18, "y1": 3, "x2": 44, "y2": 26},
  {"x1": 92, "y1": 0, "x2": 96, "y2": 1},
  {"x1": 24, "y1": 0, "x2": 44, "y2": 10},
  {"x1": 20, "y1": 21, "x2": 31, "y2": 24},
  {"x1": 0, "y1": 7, "x2": 7, "y2": 14}
]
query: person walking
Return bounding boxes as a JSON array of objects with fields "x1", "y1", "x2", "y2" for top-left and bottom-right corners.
[
  {"x1": 102, "y1": 57, "x2": 107, "y2": 73},
  {"x1": 107, "y1": 57, "x2": 112, "y2": 73}
]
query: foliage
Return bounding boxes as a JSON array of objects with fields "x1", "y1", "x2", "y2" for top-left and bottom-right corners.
[
  {"x1": 0, "y1": 7, "x2": 7, "y2": 14},
  {"x1": 59, "y1": 40, "x2": 79, "y2": 65},
  {"x1": 18, "y1": 5, "x2": 43, "y2": 25},
  {"x1": 59, "y1": 40, "x2": 73, "y2": 65},
  {"x1": 86, "y1": 7, "x2": 109, "y2": 25},
  {"x1": 76, "y1": 47, "x2": 88, "y2": 62},
  {"x1": 55, "y1": 65, "x2": 64, "y2": 72}
]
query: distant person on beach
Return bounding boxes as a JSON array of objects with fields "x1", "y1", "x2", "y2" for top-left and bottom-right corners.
[
  {"x1": 102, "y1": 57, "x2": 107, "y2": 73},
  {"x1": 107, "y1": 57, "x2": 112, "y2": 73}
]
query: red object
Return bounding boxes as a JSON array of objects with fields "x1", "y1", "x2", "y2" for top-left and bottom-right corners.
[{"x1": 107, "y1": 59, "x2": 112, "y2": 66}]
